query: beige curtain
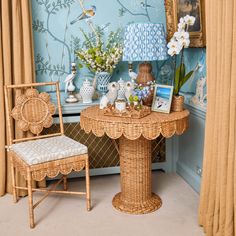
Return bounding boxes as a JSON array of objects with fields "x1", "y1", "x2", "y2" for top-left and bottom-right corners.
[
  {"x1": 0, "y1": 0, "x2": 36, "y2": 196},
  {"x1": 199, "y1": 0, "x2": 236, "y2": 235}
]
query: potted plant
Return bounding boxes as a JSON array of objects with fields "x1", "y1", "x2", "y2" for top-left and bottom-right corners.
[
  {"x1": 167, "y1": 15, "x2": 196, "y2": 111},
  {"x1": 76, "y1": 28, "x2": 123, "y2": 95}
]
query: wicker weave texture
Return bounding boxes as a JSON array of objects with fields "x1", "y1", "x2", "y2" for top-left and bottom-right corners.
[
  {"x1": 112, "y1": 136, "x2": 162, "y2": 214},
  {"x1": 43, "y1": 123, "x2": 166, "y2": 169},
  {"x1": 171, "y1": 95, "x2": 185, "y2": 112},
  {"x1": 80, "y1": 105, "x2": 189, "y2": 214},
  {"x1": 11, "y1": 88, "x2": 56, "y2": 135},
  {"x1": 4, "y1": 82, "x2": 91, "y2": 228},
  {"x1": 80, "y1": 105, "x2": 189, "y2": 140}
]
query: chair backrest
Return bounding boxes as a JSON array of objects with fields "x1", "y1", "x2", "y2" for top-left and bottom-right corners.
[{"x1": 4, "y1": 82, "x2": 64, "y2": 145}]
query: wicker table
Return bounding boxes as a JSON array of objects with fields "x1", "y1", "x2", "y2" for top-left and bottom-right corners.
[{"x1": 80, "y1": 105, "x2": 189, "y2": 214}]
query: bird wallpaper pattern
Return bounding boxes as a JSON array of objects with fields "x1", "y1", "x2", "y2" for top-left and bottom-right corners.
[{"x1": 32, "y1": 0, "x2": 206, "y2": 105}]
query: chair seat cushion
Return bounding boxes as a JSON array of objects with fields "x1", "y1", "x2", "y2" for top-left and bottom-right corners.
[{"x1": 10, "y1": 136, "x2": 88, "y2": 165}]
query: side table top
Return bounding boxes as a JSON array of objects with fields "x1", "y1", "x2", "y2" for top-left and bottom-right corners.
[{"x1": 80, "y1": 105, "x2": 190, "y2": 140}]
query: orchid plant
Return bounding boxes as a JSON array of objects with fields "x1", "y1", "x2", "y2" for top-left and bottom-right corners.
[{"x1": 167, "y1": 15, "x2": 196, "y2": 96}]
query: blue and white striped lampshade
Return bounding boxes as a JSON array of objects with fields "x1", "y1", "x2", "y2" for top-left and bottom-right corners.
[{"x1": 122, "y1": 23, "x2": 168, "y2": 62}]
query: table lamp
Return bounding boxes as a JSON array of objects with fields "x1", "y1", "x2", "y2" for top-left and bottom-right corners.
[{"x1": 123, "y1": 23, "x2": 168, "y2": 85}]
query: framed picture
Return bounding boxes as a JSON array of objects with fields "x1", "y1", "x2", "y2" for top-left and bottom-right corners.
[
  {"x1": 152, "y1": 85, "x2": 174, "y2": 113},
  {"x1": 165, "y1": 0, "x2": 206, "y2": 47}
]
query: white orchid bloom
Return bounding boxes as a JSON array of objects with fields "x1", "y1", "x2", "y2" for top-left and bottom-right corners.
[
  {"x1": 184, "y1": 15, "x2": 196, "y2": 26},
  {"x1": 174, "y1": 30, "x2": 190, "y2": 41},
  {"x1": 178, "y1": 17, "x2": 186, "y2": 30},
  {"x1": 178, "y1": 38, "x2": 190, "y2": 48},
  {"x1": 178, "y1": 22, "x2": 186, "y2": 30},
  {"x1": 179, "y1": 17, "x2": 185, "y2": 24},
  {"x1": 167, "y1": 40, "x2": 182, "y2": 56}
]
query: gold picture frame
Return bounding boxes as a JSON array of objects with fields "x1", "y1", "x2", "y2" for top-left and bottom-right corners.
[{"x1": 165, "y1": 0, "x2": 206, "y2": 48}]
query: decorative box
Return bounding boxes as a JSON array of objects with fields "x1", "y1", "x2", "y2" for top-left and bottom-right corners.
[{"x1": 103, "y1": 104, "x2": 151, "y2": 119}]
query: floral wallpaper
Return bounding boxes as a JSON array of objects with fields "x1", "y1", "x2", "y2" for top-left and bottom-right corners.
[{"x1": 32, "y1": 0, "x2": 206, "y2": 104}]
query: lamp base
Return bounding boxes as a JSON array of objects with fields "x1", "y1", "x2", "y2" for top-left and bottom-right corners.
[
  {"x1": 136, "y1": 62, "x2": 155, "y2": 85},
  {"x1": 136, "y1": 62, "x2": 155, "y2": 106}
]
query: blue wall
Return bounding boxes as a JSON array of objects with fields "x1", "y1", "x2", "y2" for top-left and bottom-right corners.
[
  {"x1": 32, "y1": 0, "x2": 206, "y2": 192},
  {"x1": 32, "y1": 0, "x2": 206, "y2": 95}
]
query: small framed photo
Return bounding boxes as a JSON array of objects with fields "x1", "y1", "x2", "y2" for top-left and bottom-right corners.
[{"x1": 152, "y1": 85, "x2": 174, "y2": 113}]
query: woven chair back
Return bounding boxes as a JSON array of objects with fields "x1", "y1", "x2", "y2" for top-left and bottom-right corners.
[{"x1": 4, "y1": 82, "x2": 64, "y2": 145}]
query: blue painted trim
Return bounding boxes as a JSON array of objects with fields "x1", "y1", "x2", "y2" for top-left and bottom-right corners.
[
  {"x1": 177, "y1": 161, "x2": 201, "y2": 193},
  {"x1": 166, "y1": 136, "x2": 179, "y2": 173},
  {"x1": 51, "y1": 162, "x2": 168, "y2": 180},
  {"x1": 184, "y1": 103, "x2": 206, "y2": 120}
]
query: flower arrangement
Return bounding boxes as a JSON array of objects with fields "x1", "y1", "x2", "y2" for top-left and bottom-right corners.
[
  {"x1": 129, "y1": 81, "x2": 155, "y2": 108},
  {"x1": 76, "y1": 28, "x2": 123, "y2": 74},
  {"x1": 167, "y1": 15, "x2": 196, "y2": 96}
]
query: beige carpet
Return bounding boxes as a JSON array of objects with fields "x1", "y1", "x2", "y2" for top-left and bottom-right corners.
[{"x1": 0, "y1": 172, "x2": 204, "y2": 236}]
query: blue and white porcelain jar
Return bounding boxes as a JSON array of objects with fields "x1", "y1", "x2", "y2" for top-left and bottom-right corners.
[{"x1": 80, "y1": 79, "x2": 95, "y2": 104}]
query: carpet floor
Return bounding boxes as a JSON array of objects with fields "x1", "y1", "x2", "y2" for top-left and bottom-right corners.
[{"x1": 0, "y1": 172, "x2": 204, "y2": 236}]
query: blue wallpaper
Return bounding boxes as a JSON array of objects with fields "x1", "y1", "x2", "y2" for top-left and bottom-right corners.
[{"x1": 32, "y1": 0, "x2": 206, "y2": 101}]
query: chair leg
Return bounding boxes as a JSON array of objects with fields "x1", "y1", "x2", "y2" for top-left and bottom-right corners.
[
  {"x1": 27, "y1": 170, "x2": 35, "y2": 229},
  {"x1": 10, "y1": 160, "x2": 17, "y2": 203},
  {"x1": 85, "y1": 158, "x2": 91, "y2": 211},
  {"x1": 63, "y1": 175, "x2": 68, "y2": 191}
]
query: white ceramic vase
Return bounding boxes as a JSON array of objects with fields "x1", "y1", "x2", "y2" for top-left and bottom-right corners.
[{"x1": 80, "y1": 79, "x2": 95, "y2": 104}]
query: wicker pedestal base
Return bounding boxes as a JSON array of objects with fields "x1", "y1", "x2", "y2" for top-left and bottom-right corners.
[
  {"x1": 112, "y1": 192, "x2": 162, "y2": 214},
  {"x1": 112, "y1": 136, "x2": 162, "y2": 214}
]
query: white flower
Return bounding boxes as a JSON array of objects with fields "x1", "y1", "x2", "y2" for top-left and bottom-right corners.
[
  {"x1": 178, "y1": 22, "x2": 186, "y2": 31},
  {"x1": 179, "y1": 38, "x2": 190, "y2": 48},
  {"x1": 178, "y1": 17, "x2": 186, "y2": 30},
  {"x1": 167, "y1": 40, "x2": 182, "y2": 56},
  {"x1": 174, "y1": 30, "x2": 189, "y2": 40},
  {"x1": 184, "y1": 15, "x2": 196, "y2": 26}
]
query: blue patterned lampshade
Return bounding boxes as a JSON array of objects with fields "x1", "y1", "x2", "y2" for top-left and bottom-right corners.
[{"x1": 123, "y1": 23, "x2": 168, "y2": 62}]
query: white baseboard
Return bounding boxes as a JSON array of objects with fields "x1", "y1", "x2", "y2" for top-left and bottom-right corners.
[{"x1": 176, "y1": 161, "x2": 201, "y2": 193}]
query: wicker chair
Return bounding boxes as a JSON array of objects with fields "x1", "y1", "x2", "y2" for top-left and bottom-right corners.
[{"x1": 4, "y1": 82, "x2": 91, "y2": 228}]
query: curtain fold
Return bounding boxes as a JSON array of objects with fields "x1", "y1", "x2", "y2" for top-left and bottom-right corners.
[
  {"x1": 0, "y1": 0, "x2": 36, "y2": 196},
  {"x1": 199, "y1": 0, "x2": 236, "y2": 235}
]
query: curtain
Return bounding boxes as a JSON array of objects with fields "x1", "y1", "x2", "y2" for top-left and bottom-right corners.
[
  {"x1": 0, "y1": 0, "x2": 36, "y2": 196},
  {"x1": 199, "y1": 0, "x2": 236, "y2": 235}
]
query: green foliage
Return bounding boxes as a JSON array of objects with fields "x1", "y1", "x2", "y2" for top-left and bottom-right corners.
[
  {"x1": 36, "y1": 0, "x2": 75, "y2": 14},
  {"x1": 174, "y1": 63, "x2": 194, "y2": 95},
  {"x1": 33, "y1": 20, "x2": 47, "y2": 33},
  {"x1": 76, "y1": 26, "x2": 123, "y2": 73},
  {"x1": 35, "y1": 54, "x2": 69, "y2": 76}
]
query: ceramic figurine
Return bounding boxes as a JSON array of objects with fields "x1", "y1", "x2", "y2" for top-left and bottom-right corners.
[
  {"x1": 106, "y1": 82, "x2": 119, "y2": 104},
  {"x1": 125, "y1": 81, "x2": 134, "y2": 103},
  {"x1": 128, "y1": 69, "x2": 138, "y2": 83},
  {"x1": 191, "y1": 77, "x2": 207, "y2": 108},
  {"x1": 64, "y1": 63, "x2": 78, "y2": 103},
  {"x1": 80, "y1": 79, "x2": 95, "y2": 104},
  {"x1": 117, "y1": 78, "x2": 126, "y2": 100},
  {"x1": 99, "y1": 95, "x2": 109, "y2": 109}
]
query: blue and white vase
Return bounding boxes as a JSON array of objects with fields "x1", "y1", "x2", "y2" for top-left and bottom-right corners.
[
  {"x1": 117, "y1": 78, "x2": 126, "y2": 100},
  {"x1": 96, "y1": 72, "x2": 112, "y2": 95},
  {"x1": 80, "y1": 79, "x2": 95, "y2": 104}
]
